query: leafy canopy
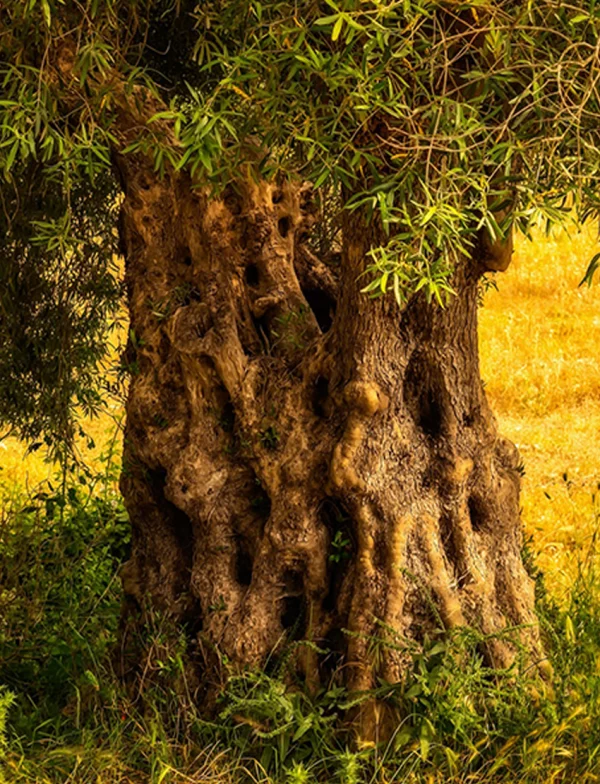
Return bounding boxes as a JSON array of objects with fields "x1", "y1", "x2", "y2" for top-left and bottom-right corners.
[{"x1": 1, "y1": 0, "x2": 600, "y2": 447}]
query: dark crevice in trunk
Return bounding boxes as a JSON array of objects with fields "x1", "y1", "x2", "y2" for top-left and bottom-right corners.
[
  {"x1": 281, "y1": 595, "x2": 306, "y2": 637},
  {"x1": 147, "y1": 467, "x2": 195, "y2": 560},
  {"x1": 157, "y1": 332, "x2": 172, "y2": 364},
  {"x1": 219, "y1": 401, "x2": 235, "y2": 433},
  {"x1": 321, "y1": 497, "x2": 354, "y2": 613},
  {"x1": 319, "y1": 627, "x2": 348, "y2": 680},
  {"x1": 463, "y1": 410, "x2": 476, "y2": 427},
  {"x1": 420, "y1": 391, "x2": 443, "y2": 438},
  {"x1": 312, "y1": 375, "x2": 330, "y2": 417},
  {"x1": 404, "y1": 352, "x2": 450, "y2": 438},
  {"x1": 278, "y1": 216, "x2": 291, "y2": 238},
  {"x1": 234, "y1": 536, "x2": 253, "y2": 586},
  {"x1": 250, "y1": 481, "x2": 272, "y2": 520},
  {"x1": 303, "y1": 287, "x2": 336, "y2": 333},
  {"x1": 280, "y1": 569, "x2": 306, "y2": 638},
  {"x1": 373, "y1": 528, "x2": 388, "y2": 574},
  {"x1": 439, "y1": 513, "x2": 458, "y2": 569},
  {"x1": 468, "y1": 495, "x2": 488, "y2": 532},
  {"x1": 245, "y1": 263, "x2": 260, "y2": 287},
  {"x1": 182, "y1": 612, "x2": 204, "y2": 639},
  {"x1": 222, "y1": 183, "x2": 243, "y2": 215}
]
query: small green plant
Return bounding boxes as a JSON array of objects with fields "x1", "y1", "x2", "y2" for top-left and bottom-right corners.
[
  {"x1": 148, "y1": 283, "x2": 201, "y2": 322},
  {"x1": 329, "y1": 530, "x2": 352, "y2": 564},
  {"x1": 271, "y1": 305, "x2": 311, "y2": 351},
  {"x1": 285, "y1": 761, "x2": 312, "y2": 784},
  {"x1": 259, "y1": 425, "x2": 280, "y2": 450},
  {"x1": 335, "y1": 749, "x2": 364, "y2": 784},
  {"x1": 0, "y1": 687, "x2": 15, "y2": 760},
  {"x1": 209, "y1": 595, "x2": 227, "y2": 613}
]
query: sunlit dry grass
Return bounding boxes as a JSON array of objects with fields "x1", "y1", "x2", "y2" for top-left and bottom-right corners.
[
  {"x1": 480, "y1": 223, "x2": 600, "y2": 600},
  {"x1": 0, "y1": 405, "x2": 123, "y2": 493},
  {"x1": 1, "y1": 226, "x2": 599, "y2": 601}
]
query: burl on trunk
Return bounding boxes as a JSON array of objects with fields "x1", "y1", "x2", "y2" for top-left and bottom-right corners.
[{"x1": 116, "y1": 155, "x2": 540, "y2": 718}]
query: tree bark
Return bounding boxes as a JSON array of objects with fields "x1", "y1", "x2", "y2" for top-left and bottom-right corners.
[{"x1": 116, "y1": 155, "x2": 540, "y2": 733}]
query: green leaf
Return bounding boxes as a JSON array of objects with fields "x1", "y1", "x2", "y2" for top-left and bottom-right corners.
[
  {"x1": 565, "y1": 614, "x2": 576, "y2": 643},
  {"x1": 394, "y1": 727, "x2": 413, "y2": 751},
  {"x1": 313, "y1": 168, "x2": 329, "y2": 188},
  {"x1": 579, "y1": 252, "x2": 600, "y2": 287},
  {"x1": 393, "y1": 273, "x2": 403, "y2": 306},
  {"x1": 419, "y1": 717, "x2": 435, "y2": 760},
  {"x1": 148, "y1": 111, "x2": 180, "y2": 123},
  {"x1": 5, "y1": 140, "x2": 19, "y2": 173},
  {"x1": 41, "y1": 0, "x2": 52, "y2": 27},
  {"x1": 314, "y1": 14, "x2": 339, "y2": 25},
  {"x1": 360, "y1": 279, "x2": 381, "y2": 294},
  {"x1": 332, "y1": 16, "x2": 344, "y2": 41},
  {"x1": 121, "y1": 140, "x2": 142, "y2": 155}
]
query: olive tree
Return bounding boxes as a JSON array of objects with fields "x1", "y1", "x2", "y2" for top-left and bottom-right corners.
[{"x1": 2, "y1": 0, "x2": 599, "y2": 732}]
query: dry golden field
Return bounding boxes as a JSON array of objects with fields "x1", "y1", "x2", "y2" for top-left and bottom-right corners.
[
  {"x1": 1, "y1": 228, "x2": 599, "y2": 601},
  {"x1": 480, "y1": 224, "x2": 600, "y2": 600}
]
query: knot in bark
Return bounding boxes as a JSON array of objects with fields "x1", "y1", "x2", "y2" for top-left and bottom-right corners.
[{"x1": 328, "y1": 381, "x2": 388, "y2": 493}]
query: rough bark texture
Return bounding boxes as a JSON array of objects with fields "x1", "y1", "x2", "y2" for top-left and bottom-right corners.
[{"x1": 116, "y1": 151, "x2": 540, "y2": 732}]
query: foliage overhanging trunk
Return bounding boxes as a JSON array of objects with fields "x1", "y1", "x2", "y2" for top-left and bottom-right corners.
[{"x1": 116, "y1": 152, "x2": 541, "y2": 728}]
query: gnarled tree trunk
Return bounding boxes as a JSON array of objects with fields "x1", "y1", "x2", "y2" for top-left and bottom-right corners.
[{"x1": 116, "y1": 155, "x2": 540, "y2": 731}]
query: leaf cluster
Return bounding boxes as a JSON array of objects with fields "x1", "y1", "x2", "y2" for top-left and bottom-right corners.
[{"x1": 185, "y1": 0, "x2": 600, "y2": 291}]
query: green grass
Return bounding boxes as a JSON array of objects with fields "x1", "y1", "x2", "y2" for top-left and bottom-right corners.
[{"x1": 2, "y1": 461, "x2": 600, "y2": 782}]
